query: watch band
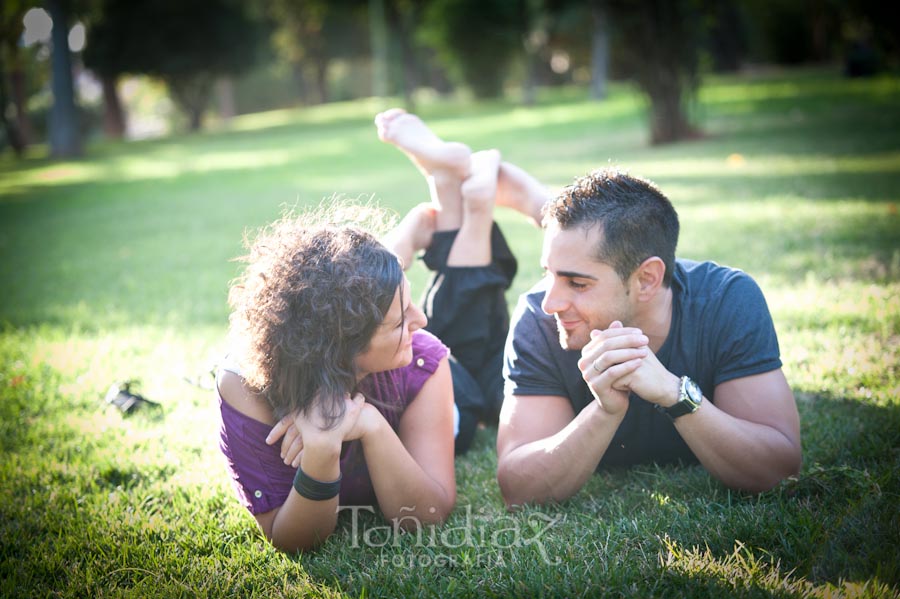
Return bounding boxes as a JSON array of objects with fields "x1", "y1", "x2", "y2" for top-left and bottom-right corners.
[
  {"x1": 664, "y1": 397, "x2": 697, "y2": 419},
  {"x1": 657, "y1": 375, "x2": 702, "y2": 420}
]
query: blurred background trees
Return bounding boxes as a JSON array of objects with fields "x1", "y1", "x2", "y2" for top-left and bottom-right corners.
[
  {"x1": 1, "y1": 0, "x2": 898, "y2": 157},
  {"x1": 82, "y1": 0, "x2": 266, "y2": 133}
]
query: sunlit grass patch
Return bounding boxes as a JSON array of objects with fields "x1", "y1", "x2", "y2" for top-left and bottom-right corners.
[{"x1": 660, "y1": 536, "x2": 897, "y2": 598}]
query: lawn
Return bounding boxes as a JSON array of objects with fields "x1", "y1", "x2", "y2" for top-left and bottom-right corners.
[{"x1": 1, "y1": 67, "x2": 899, "y2": 597}]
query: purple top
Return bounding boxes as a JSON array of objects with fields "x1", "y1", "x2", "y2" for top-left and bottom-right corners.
[{"x1": 217, "y1": 329, "x2": 449, "y2": 514}]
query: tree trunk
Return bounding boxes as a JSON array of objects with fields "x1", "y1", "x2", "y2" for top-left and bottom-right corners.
[
  {"x1": 646, "y1": 75, "x2": 696, "y2": 145},
  {"x1": 708, "y1": 0, "x2": 744, "y2": 72},
  {"x1": 385, "y1": 0, "x2": 419, "y2": 111},
  {"x1": 370, "y1": 0, "x2": 389, "y2": 99},
  {"x1": 215, "y1": 77, "x2": 237, "y2": 121},
  {"x1": 8, "y1": 51, "x2": 33, "y2": 146},
  {"x1": 608, "y1": 0, "x2": 701, "y2": 145},
  {"x1": 522, "y1": 49, "x2": 537, "y2": 106},
  {"x1": 519, "y1": 2, "x2": 540, "y2": 107},
  {"x1": 168, "y1": 75, "x2": 213, "y2": 132},
  {"x1": 0, "y1": 59, "x2": 26, "y2": 157},
  {"x1": 590, "y1": 1, "x2": 609, "y2": 100},
  {"x1": 290, "y1": 63, "x2": 309, "y2": 104},
  {"x1": 101, "y1": 75, "x2": 126, "y2": 139},
  {"x1": 46, "y1": 0, "x2": 83, "y2": 158},
  {"x1": 313, "y1": 60, "x2": 329, "y2": 104}
]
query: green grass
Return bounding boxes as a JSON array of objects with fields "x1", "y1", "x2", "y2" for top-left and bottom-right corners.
[{"x1": 2, "y1": 67, "x2": 899, "y2": 597}]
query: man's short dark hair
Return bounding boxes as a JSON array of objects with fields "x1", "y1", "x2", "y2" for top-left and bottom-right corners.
[{"x1": 543, "y1": 167, "x2": 679, "y2": 287}]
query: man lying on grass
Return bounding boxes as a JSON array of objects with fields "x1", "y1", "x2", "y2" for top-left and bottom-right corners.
[{"x1": 497, "y1": 168, "x2": 803, "y2": 506}]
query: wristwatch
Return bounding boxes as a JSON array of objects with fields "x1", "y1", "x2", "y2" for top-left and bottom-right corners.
[{"x1": 660, "y1": 376, "x2": 703, "y2": 420}]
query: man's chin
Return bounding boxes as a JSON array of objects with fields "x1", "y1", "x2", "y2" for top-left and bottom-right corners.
[{"x1": 557, "y1": 329, "x2": 588, "y2": 352}]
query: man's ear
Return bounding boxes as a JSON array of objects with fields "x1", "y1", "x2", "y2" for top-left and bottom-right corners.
[{"x1": 633, "y1": 256, "x2": 666, "y2": 300}]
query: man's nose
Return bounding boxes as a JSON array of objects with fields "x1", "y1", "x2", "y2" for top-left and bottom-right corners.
[{"x1": 541, "y1": 281, "x2": 568, "y2": 315}]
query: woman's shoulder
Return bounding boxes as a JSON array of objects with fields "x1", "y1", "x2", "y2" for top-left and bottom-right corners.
[
  {"x1": 382, "y1": 330, "x2": 449, "y2": 407},
  {"x1": 410, "y1": 329, "x2": 450, "y2": 373},
  {"x1": 217, "y1": 361, "x2": 276, "y2": 426}
]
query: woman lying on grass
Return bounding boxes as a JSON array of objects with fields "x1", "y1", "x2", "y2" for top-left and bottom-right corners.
[{"x1": 215, "y1": 109, "x2": 549, "y2": 552}]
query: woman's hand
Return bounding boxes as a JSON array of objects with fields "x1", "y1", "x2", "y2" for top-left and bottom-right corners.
[{"x1": 266, "y1": 393, "x2": 371, "y2": 467}]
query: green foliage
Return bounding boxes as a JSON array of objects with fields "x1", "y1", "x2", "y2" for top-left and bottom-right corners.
[
  {"x1": 83, "y1": 0, "x2": 264, "y2": 79},
  {"x1": 1, "y1": 69, "x2": 899, "y2": 597},
  {"x1": 606, "y1": 0, "x2": 706, "y2": 143},
  {"x1": 419, "y1": 0, "x2": 526, "y2": 98},
  {"x1": 262, "y1": 0, "x2": 369, "y2": 104},
  {"x1": 83, "y1": 0, "x2": 268, "y2": 129}
]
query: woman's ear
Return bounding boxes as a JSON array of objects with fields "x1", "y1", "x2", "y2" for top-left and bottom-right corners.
[{"x1": 634, "y1": 256, "x2": 666, "y2": 301}]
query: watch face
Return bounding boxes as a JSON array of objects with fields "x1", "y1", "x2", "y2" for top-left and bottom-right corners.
[{"x1": 685, "y1": 378, "x2": 703, "y2": 406}]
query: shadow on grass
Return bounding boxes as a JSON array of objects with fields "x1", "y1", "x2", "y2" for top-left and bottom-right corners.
[
  {"x1": 278, "y1": 393, "x2": 900, "y2": 596},
  {"x1": 661, "y1": 170, "x2": 900, "y2": 205}
]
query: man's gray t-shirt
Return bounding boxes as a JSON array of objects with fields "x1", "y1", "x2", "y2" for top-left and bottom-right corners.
[{"x1": 503, "y1": 259, "x2": 782, "y2": 468}]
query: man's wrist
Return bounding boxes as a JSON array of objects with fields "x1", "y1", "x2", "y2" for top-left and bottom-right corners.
[
  {"x1": 655, "y1": 375, "x2": 704, "y2": 421},
  {"x1": 590, "y1": 396, "x2": 628, "y2": 422},
  {"x1": 655, "y1": 373, "x2": 682, "y2": 408}
]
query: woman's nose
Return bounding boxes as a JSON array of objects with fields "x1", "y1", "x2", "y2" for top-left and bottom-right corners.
[{"x1": 409, "y1": 303, "x2": 427, "y2": 331}]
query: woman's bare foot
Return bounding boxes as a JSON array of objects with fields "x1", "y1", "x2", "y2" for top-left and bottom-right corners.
[
  {"x1": 375, "y1": 109, "x2": 471, "y2": 179},
  {"x1": 496, "y1": 161, "x2": 553, "y2": 227},
  {"x1": 461, "y1": 149, "x2": 501, "y2": 216},
  {"x1": 382, "y1": 203, "x2": 437, "y2": 270}
]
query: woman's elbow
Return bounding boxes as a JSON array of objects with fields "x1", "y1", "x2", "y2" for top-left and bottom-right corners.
[
  {"x1": 267, "y1": 522, "x2": 335, "y2": 554},
  {"x1": 425, "y1": 489, "x2": 457, "y2": 525}
]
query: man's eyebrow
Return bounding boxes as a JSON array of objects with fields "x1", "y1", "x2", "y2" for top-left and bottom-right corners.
[{"x1": 556, "y1": 270, "x2": 598, "y2": 280}]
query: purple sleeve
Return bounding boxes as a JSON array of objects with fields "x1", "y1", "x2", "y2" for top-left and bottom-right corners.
[
  {"x1": 403, "y1": 329, "x2": 449, "y2": 401},
  {"x1": 217, "y1": 395, "x2": 295, "y2": 515}
]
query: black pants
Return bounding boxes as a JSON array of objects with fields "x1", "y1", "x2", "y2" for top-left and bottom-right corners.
[{"x1": 420, "y1": 223, "x2": 517, "y2": 454}]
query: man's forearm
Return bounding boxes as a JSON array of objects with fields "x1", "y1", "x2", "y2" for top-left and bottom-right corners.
[
  {"x1": 675, "y1": 401, "x2": 802, "y2": 492},
  {"x1": 497, "y1": 401, "x2": 624, "y2": 507}
]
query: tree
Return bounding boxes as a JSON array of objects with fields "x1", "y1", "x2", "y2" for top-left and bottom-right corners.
[
  {"x1": 46, "y1": 0, "x2": 82, "y2": 157},
  {"x1": 419, "y1": 0, "x2": 524, "y2": 98},
  {"x1": 83, "y1": 0, "x2": 265, "y2": 131},
  {"x1": 262, "y1": 0, "x2": 368, "y2": 106},
  {"x1": 383, "y1": 0, "x2": 426, "y2": 110},
  {"x1": 606, "y1": 0, "x2": 704, "y2": 145},
  {"x1": 589, "y1": 0, "x2": 610, "y2": 99},
  {"x1": 1, "y1": 0, "x2": 39, "y2": 155}
]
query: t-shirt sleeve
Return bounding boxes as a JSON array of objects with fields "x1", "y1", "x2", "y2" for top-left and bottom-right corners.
[
  {"x1": 708, "y1": 272, "x2": 783, "y2": 387},
  {"x1": 503, "y1": 293, "x2": 569, "y2": 398},
  {"x1": 217, "y1": 396, "x2": 295, "y2": 515},
  {"x1": 403, "y1": 329, "x2": 450, "y2": 400}
]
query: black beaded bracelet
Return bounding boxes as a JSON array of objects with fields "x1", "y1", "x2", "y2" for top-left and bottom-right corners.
[{"x1": 293, "y1": 466, "x2": 342, "y2": 501}]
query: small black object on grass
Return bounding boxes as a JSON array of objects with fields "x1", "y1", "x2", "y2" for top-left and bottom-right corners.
[{"x1": 104, "y1": 381, "x2": 160, "y2": 415}]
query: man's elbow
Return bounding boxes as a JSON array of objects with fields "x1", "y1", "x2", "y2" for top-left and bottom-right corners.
[
  {"x1": 766, "y1": 440, "x2": 803, "y2": 490},
  {"x1": 497, "y1": 460, "x2": 521, "y2": 508},
  {"x1": 497, "y1": 460, "x2": 548, "y2": 510},
  {"x1": 728, "y1": 448, "x2": 803, "y2": 494}
]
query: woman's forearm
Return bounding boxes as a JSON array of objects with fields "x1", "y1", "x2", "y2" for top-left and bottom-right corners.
[
  {"x1": 361, "y1": 415, "x2": 455, "y2": 526},
  {"x1": 267, "y1": 443, "x2": 342, "y2": 552}
]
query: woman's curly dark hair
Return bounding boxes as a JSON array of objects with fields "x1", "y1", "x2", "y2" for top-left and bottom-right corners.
[{"x1": 227, "y1": 208, "x2": 403, "y2": 428}]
